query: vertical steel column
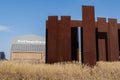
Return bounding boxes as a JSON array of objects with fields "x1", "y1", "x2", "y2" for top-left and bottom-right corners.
[
  {"x1": 57, "y1": 16, "x2": 71, "y2": 61},
  {"x1": 108, "y1": 18, "x2": 119, "y2": 61},
  {"x1": 46, "y1": 16, "x2": 58, "y2": 63},
  {"x1": 97, "y1": 18, "x2": 108, "y2": 61},
  {"x1": 82, "y1": 6, "x2": 96, "y2": 65}
]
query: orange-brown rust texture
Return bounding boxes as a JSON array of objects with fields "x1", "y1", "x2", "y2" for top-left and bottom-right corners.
[
  {"x1": 108, "y1": 18, "x2": 119, "y2": 61},
  {"x1": 57, "y1": 16, "x2": 71, "y2": 61},
  {"x1": 82, "y1": 6, "x2": 96, "y2": 65},
  {"x1": 46, "y1": 16, "x2": 58, "y2": 63},
  {"x1": 46, "y1": 5, "x2": 120, "y2": 65}
]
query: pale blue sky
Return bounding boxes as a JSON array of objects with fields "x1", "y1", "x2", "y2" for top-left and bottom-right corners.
[{"x1": 0, "y1": 0, "x2": 120, "y2": 59}]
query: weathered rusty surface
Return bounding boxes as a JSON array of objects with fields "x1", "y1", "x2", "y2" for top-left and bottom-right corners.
[
  {"x1": 98, "y1": 38, "x2": 107, "y2": 60},
  {"x1": 70, "y1": 20, "x2": 82, "y2": 27},
  {"x1": 97, "y1": 18, "x2": 108, "y2": 32},
  {"x1": 61, "y1": 16, "x2": 71, "y2": 61},
  {"x1": 97, "y1": 18, "x2": 108, "y2": 61},
  {"x1": 46, "y1": 16, "x2": 58, "y2": 63},
  {"x1": 57, "y1": 16, "x2": 71, "y2": 62},
  {"x1": 82, "y1": 6, "x2": 96, "y2": 65},
  {"x1": 71, "y1": 27, "x2": 79, "y2": 61},
  {"x1": 46, "y1": 5, "x2": 120, "y2": 65},
  {"x1": 108, "y1": 18, "x2": 119, "y2": 61},
  {"x1": 70, "y1": 20, "x2": 97, "y2": 28},
  {"x1": 57, "y1": 17, "x2": 65, "y2": 62}
]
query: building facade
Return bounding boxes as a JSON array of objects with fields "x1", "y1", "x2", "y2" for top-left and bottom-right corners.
[{"x1": 11, "y1": 35, "x2": 45, "y2": 63}]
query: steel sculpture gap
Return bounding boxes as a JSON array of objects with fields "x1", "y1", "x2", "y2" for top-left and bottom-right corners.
[{"x1": 46, "y1": 5, "x2": 120, "y2": 65}]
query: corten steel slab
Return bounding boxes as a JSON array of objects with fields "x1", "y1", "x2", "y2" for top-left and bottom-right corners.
[
  {"x1": 82, "y1": 6, "x2": 96, "y2": 65},
  {"x1": 71, "y1": 27, "x2": 79, "y2": 61},
  {"x1": 98, "y1": 39, "x2": 106, "y2": 60},
  {"x1": 70, "y1": 20, "x2": 82, "y2": 27},
  {"x1": 57, "y1": 17, "x2": 65, "y2": 61},
  {"x1": 46, "y1": 16, "x2": 58, "y2": 63},
  {"x1": 70, "y1": 20, "x2": 98, "y2": 28},
  {"x1": 108, "y1": 19, "x2": 119, "y2": 61},
  {"x1": 97, "y1": 18, "x2": 108, "y2": 61},
  {"x1": 97, "y1": 18, "x2": 108, "y2": 32},
  {"x1": 62, "y1": 16, "x2": 71, "y2": 61},
  {"x1": 57, "y1": 16, "x2": 71, "y2": 61}
]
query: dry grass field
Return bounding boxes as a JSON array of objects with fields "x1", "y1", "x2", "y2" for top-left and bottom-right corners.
[{"x1": 0, "y1": 61, "x2": 120, "y2": 80}]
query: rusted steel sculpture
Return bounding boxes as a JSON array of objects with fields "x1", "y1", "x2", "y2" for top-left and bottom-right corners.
[
  {"x1": 82, "y1": 6, "x2": 96, "y2": 65},
  {"x1": 46, "y1": 5, "x2": 120, "y2": 65}
]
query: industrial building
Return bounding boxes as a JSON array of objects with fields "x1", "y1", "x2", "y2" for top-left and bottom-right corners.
[{"x1": 11, "y1": 35, "x2": 45, "y2": 63}]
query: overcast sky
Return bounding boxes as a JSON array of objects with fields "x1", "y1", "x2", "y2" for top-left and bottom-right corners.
[{"x1": 0, "y1": 0, "x2": 120, "y2": 59}]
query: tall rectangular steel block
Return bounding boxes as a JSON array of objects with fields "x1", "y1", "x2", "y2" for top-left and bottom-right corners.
[
  {"x1": 46, "y1": 16, "x2": 58, "y2": 63},
  {"x1": 108, "y1": 19, "x2": 119, "y2": 61},
  {"x1": 62, "y1": 16, "x2": 71, "y2": 61},
  {"x1": 97, "y1": 18, "x2": 108, "y2": 61},
  {"x1": 82, "y1": 6, "x2": 96, "y2": 65},
  {"x1": 71, "y1": 27, "x2": 79, "y2": 61},
  {"x1": 57, "y1": 16, "x2": 71, "y2": 61}
]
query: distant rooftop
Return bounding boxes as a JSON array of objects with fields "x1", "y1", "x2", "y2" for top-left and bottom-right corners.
[
  {"x1": 11, "y1": 34, "x2": 45, "y2": 45},
  {"x1": 11, "y1": 35, "x2": 45, "y2": 53},
  {"x1": 11, "y1": 44, "x2": 45, "y2": 52}
]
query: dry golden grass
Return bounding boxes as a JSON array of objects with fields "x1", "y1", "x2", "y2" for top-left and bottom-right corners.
[{"x1": 0, "y1": 61, "x2": 120, "y2": 80}]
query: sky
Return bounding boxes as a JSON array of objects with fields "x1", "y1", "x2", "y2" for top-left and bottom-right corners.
[{"x1": 0, "y1": 0, "x2": 120, "y2": 59}]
